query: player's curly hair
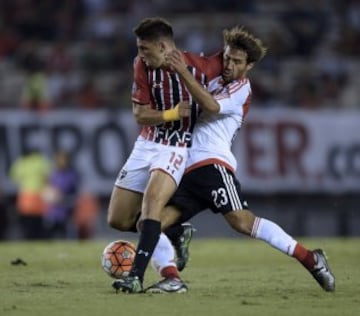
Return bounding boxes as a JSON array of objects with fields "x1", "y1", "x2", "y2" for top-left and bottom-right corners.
[
  {"x1": 223, "y1": 26, "x2": 267, "y2": 63},
  {"x1": 134, "y1": 17, "x2": 174, "y2": 41}
]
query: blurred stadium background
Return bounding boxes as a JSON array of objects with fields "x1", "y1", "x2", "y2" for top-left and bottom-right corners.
[{"x1": 0, "y1": 0, "x2": 359, "y2": 240}]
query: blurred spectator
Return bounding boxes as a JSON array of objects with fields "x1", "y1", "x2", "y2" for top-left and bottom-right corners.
[
  {"x1": 87, "y1": 9, "x2": 119, "y2": 41},
  {"x1": 338, "y1": 74, "x2": 360, "y2": 109},
  {"x1": 337, "y1": 27, "x2": 360, "y2": 56},
  {"x1": 46, "y1": 70, "x2": 73, "y2": 108},
  {"x1": 9, "y1": 148, "x2": 52, "y2": 240},
  {"x1": 317, "y1": 73, "x2": 345, "y2": 107},
  {"x1": 54, "y1": 1, "x2": 86, "y2": 41},
  {"x1": 0, "y1": 26, "x2": 20, "y2": 61},
  {"x1": 281, "y1": 2, "x2": 328, "y2": 56},
  {"x1": 72, "y1": 191, "x2": 101, "y2": 240},
  {"x1": 265, "y1": 28, "x2": 293, "y2": 59},
  {"x1": 250, "y1": 78, "x2": 277, "y2": 106},
  {"x1": 0, "y1": 185, "x2": 10, "y2": 240},
  {"x1": 45, "y1": 41, "x2": 76, "y2": 107},
  {"x1": 79, "y1": 39, "x2": 113, "y2": 72},
  {"x1": 289, "y1": 69, "x2": 323, "y2": 109},
  {"x1": 82, "y1": 0, "x2": 111, "y2": 15},
  {"x1": 76, "y1": 78, "x2": 103, "y2": 109},
  {"x1": 0, "y1": 1, "x2": 359, "y2": 110},
  {"x1": 46, "y1": 41, "x2": 73, "y2": 73},
  {"x1": 43, "y1": 151, "x2": 79, "y2": 239},
  {"x1": 18, "y1": 42, "x2": 51, "y2": 111},
  {"x1": 335, "y1": 0, "x2": 360, "y2": 56},
  {"x1": 109, "y1": 35, "x2": 133, "y2": 69}
]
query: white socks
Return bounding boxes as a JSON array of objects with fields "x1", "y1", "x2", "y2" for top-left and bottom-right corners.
[
  {"x1": 151, "y1": 217, "x2": 298, "y2": 275},
  {"x1": 151, "y1": 232, "x2": 176, "y2": 275},
  {"x1": 251, "y1": 217, "x2": 297, "y2": 256}
]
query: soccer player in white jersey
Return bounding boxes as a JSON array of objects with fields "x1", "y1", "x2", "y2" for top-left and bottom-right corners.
[
  {"x1": 109, "y1": 17, "x2": 222, "y2": 294},
  {"x1": 147, "y1": 25, "x2": 335, "y2": 293}
]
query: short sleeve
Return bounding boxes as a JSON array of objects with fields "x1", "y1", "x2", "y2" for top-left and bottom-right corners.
[{"x1": 131, "y1": 56, "x2": 151, "y2": 105}]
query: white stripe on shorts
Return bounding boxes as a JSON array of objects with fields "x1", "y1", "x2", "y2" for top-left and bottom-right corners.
[{"x1": 214, "y1": 164, "x2": 243, "y2": 210}]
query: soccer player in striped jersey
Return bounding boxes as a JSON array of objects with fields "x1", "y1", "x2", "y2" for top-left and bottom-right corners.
[
  {"x1": 109, "y1": 17, "x2": 222, "y2": 293},
  {"x1": 148, "y1": 25, "x2": 335, "y2": 293}
]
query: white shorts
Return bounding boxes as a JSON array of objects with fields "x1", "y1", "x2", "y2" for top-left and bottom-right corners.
[{"x1": 114, "y1": 139, "x2": 188, "y2": 193}]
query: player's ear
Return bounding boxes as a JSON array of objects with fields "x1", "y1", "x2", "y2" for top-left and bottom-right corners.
[
  {"x1": 246, "y1": 62, "x2": 254, "y2": 71},
  {"x1": 159, "y1": 41, "x2": 166, "y2": 52}
]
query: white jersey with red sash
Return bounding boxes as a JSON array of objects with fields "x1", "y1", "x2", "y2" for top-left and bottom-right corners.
[{"x1": 186, "y1": 76, "x2": 252, "y2": 173}]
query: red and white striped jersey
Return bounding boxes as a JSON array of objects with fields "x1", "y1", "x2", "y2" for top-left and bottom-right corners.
[
  {"x1": 132, "y1": 52, "x2": 222, "y2": 147},
  {"x1": 186, "y1": 76, "x2": 252, "y2": 172}
]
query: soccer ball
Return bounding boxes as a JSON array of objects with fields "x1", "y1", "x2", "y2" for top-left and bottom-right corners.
[{"x1": 101, "y1": 240, "x2": 136, "y2": 279}]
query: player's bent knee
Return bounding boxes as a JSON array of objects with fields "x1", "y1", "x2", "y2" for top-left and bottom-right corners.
[{"x1": 107, "y1": 213, "x2": 134, "y2": 232}]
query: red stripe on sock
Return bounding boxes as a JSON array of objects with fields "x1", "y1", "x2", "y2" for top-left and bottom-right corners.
[
  {"x1": 160, "y1": 266, "x2": 180, "y2": 279},
  {"x1": 293, "y1": 243, "x2": 315, "y2": 270}
]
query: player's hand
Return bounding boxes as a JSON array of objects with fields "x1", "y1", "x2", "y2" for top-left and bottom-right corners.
[
  {"x1": 165, "y1": 49, "x2": 187, "y2": 74},
  {"x1": 176, "y1": 101, "x2": 191, "y2": 118}
]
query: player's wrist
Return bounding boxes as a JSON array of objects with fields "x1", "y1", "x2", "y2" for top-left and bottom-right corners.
[{"x1": 162, "y1": 105, "x2": 180, "y2": 121}]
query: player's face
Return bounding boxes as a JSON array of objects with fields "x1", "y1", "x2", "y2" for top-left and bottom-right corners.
[
  {"x1": 136, "y1": 38, "x2": 165, "y2": 68},
  {"x1": 222, "y1": 45, "x2": 253, "y2": 83}
]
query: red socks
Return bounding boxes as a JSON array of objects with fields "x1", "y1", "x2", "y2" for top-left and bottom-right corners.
[
  {"x1": 293, "y1": 243, "x2": 316, "y2": 270},
  {"x1": 161, "y1": 266, "x2": 180, "y2": 279}
]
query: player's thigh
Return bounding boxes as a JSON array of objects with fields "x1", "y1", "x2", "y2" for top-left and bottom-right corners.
[
  {"x1": 167, "y1": 178, "x2": 206, "y2": 226},
  {"x1": 142, "y1": 169, "x2": 178, "y2": 219},
  {"x1": 107, "y1": 186, "x2": 142, "y2": 230},
  {"x1": 114, "y1": 141, "x2": 153, "y2": 193},
  {"x1": 142, "y1": 146, "x2": 188, "y2": 218}
]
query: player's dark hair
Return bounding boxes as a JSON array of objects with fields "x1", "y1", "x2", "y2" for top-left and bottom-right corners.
[
  {"x1": 223, "y1": 26, "x2": 267, "y2": 63},
  {"x1": 134, "y1": 17, "x2": 174, "y2": 41}
]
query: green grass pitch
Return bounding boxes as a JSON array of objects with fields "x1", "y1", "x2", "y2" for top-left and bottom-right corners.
[{"x1": 0, "y1": 238, "x2": 359, "y2": 316}]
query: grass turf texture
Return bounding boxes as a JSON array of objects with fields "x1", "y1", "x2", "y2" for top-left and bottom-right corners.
[{"x1": 0, "y1": 238, "x2": 359, "y2": 316}]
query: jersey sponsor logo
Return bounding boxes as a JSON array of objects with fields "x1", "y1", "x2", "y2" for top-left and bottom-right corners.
[{"x1": 153, "y1": 128, "x2": 192, "y2": 147}]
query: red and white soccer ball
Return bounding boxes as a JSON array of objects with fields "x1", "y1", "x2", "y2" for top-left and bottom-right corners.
[{"x1": 101, "y1": 240, "x2": 136, "y2": 279}]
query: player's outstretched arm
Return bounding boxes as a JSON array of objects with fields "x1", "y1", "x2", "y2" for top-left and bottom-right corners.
[{"x1": 166, "y1": 50, "x2": 220, "y2": 113}]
